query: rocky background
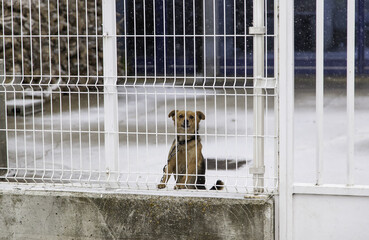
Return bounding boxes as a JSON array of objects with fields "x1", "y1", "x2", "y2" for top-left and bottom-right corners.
[{"x1": 0, "y1": 0, "x2": 108, "y2": 90}]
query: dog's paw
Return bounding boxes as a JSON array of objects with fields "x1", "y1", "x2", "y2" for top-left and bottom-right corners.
[
  {"x1": 174, "y1": 185, "x2": 186, "y2": 190},
  {"x1": 157, "y1": 183, "x2": 166, "y2": 189}
]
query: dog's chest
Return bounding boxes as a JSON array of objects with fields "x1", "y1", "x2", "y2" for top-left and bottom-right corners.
[
  {"x1": 175, "y1": 141, "x2": 202, "y2": 168},
  {"x1": 176, "y1": 141, "x2": 200, "y2": 156}
]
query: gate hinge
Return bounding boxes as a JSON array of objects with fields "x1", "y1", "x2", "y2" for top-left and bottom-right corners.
[
  {"x1": 249, "y1": 27, "x2": 266, "y2": 35},
  {"x1": 249, "y1": 166, "x2": 265, "y2": 175}
]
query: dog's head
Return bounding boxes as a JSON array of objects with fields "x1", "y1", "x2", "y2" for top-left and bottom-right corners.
[{"x1": 168, "y1": 110, "x2": 205, "y2": 134}]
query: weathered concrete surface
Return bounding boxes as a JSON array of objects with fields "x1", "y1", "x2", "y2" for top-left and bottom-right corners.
[{"x1": 0, "y1": 189, "x2": 274, "y2": 240}]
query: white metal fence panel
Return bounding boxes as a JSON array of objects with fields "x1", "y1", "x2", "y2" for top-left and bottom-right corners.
[
  {"x1": 0, "y1": 0, "x2": 278, "y2": 195},
  {"x1": 293, "y1": 0, "x2": 366, "y2": 191}
]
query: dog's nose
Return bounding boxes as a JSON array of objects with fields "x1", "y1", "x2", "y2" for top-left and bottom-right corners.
[{"x1": 182, "y1": 120, "x2": 189, "y2": 127}]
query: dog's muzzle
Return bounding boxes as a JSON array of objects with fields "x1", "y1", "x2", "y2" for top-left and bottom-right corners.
[{"x1": 181, "y1": 120, "x2": 190, "y2": 129}]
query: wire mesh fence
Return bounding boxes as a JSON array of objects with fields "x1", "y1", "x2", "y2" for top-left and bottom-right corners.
[{"x1": 0, "y1": 0, "x2": 278, "y2": 195}]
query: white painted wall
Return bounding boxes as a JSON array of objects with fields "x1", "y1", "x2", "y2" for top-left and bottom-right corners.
[{"x1": 293, "y1": 194, "x2": 369, "y2": 240}]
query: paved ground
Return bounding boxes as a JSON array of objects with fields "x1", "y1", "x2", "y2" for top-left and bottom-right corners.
[
  {"x1": 3, "y1": 86, "x2": 275, "y2": 192},
  {"x1": 2, "y1": 85, "x2": 369, "y2": 190},
  {"x1": 294, "y1": 88, "x2": 369, "y2": 185}
]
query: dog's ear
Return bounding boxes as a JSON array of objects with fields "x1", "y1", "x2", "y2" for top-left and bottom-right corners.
[
  {"x1": 168, "y1": 110, "x2": 177, "y2": 118},
  {"x1": 196, "y1": 111, "x2": 205, "y2": 121}
]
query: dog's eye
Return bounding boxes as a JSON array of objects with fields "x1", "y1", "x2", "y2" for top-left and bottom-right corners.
[
  {"x1": 179, "y1": 115, "x2": 184, "y2": 118},
  {"x1": 189, "y1": 115, "x2": 194, "y2": 119}
]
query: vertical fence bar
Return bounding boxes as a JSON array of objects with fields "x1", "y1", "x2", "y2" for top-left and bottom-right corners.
[
  {"x1": 103, "y1": 0, "x2": 119, "y2": 181},
  {"x1": 278, "y1": 0, "x2": 294, "y2": 238},
  {"x1": 347, "y1": 0, "x2": 355, "y2": 186},
  {"x1": 274, "y1": 0, "x2": 281, "y2": 228},
  {"x1": 274, "y1": 0, "x2": 279, "y2": 190},
  {"x1": 0, "y1": 59, "x2": 6, "y2": 175},
  {"x1": 316, "y1": 0, "x2": 324, "y2": 185},
  {"x1": 250, "y1": 0, "x2": 265, "y2": 193}
]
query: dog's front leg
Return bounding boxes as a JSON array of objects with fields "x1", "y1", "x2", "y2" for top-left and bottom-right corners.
[
  {"x1": 157, "y1": 162, "x2": 175, "y2": 189},
  {"x1": 174, "y1": 174, "x2": 187, "y2": 189},
  {"x1": 174, "y1": 167, "x2": 190, "y2": 189},
  {"x1": 157, "y1": 164, "x2": 170, "y2": 189},
  {"x1": 175, "y1": 167, "x2": 197, "y2": 190}
]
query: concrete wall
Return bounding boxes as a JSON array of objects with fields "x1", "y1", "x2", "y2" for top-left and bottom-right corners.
[{"x1": 0, "y1": 189, "x2": 274, "y2": 239}]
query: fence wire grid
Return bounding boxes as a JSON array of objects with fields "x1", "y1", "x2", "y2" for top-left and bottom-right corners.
[{"x1": 0, "y1": 0, "x2": 278, "y2": 195}]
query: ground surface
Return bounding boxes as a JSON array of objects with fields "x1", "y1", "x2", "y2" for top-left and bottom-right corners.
[
  {"x1": 294, "y1": 87, "x2": 369, "y2": 185},
  {"x1": 4, "y1": 85, "x2": 276, "y2": 193},
  {"x1": 3, "y1": 84, "x2": 369, "y2": 191}
]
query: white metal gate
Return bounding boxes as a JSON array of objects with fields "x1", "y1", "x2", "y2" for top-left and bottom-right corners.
[{"x1": 278, "y1": 0, "x2": 369, "y2": 239}]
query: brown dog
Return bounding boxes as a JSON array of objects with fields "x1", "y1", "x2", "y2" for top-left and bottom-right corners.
[{"x1": 157, "y1": 110, "x2": 223, "y2": 190}]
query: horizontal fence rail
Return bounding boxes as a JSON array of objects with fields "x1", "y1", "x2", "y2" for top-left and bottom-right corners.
[{"x1": 0, "y1": 0, "x2": 278, "y2": 196}]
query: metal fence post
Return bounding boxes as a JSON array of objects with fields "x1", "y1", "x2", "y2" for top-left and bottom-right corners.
[
  {"x1": 0, "y1": 59, "x2": 6, "y2": 176},
  {"x1": 316, "y1": 0, "x2": 324, "y2": 186},
  {"x1": 249, "y1": 0, "x2": 265, "y2": 193},
  {"x1": 279, "y1": 0, "x2": 295, "y2": 238},
  {"x1": 103, "y1": 0, "x2": 119, "y2": 182},
  {"x1": 347, "y1": 0, "x2": 355, "y2": 186}
]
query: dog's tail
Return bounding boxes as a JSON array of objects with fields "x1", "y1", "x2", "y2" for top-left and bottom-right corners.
[{"x1": 210, "y1": 180, "x2": 224, "y2": 190}]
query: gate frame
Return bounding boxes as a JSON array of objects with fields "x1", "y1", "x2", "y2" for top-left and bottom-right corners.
[{"x1": 278, "y1": 0, "x2": 294, "y2": 239}]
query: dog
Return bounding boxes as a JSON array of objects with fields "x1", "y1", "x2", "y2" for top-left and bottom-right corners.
[{"x1": 157, "y1": 110, "x2": 223, "y2": 190}]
